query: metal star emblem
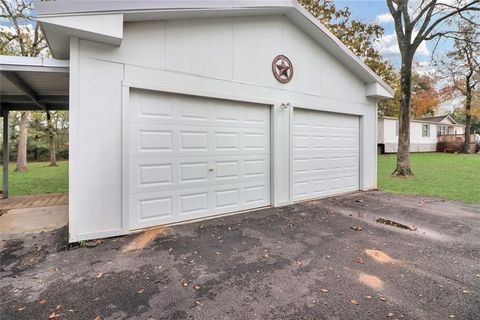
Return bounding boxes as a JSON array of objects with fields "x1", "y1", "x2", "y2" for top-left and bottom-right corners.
[
  {"x1": 276, "y1": 59, "x2": 291, "y2": 78},
  {"x1": 272, "y1": 55, "x2": 293, "y2": 83}
]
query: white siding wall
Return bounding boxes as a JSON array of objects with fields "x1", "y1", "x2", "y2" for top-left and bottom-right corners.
[
  {"x1": 70, "y1": 16, "x2": 378, "y2": 241},
  {"x1": 379, "y1": 118, "x2": 440, "y2": 153},
  {"x1": 449, "y1": 126, "x2": 465, "y2": 135},
  {"x1": 377, "y1": 118, "x2": 384, "y2": 143}
]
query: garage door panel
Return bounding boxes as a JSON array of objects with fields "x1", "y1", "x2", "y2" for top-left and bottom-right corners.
[
  {"x1": 130, "y1": 181, "x2": 270, "y2": 229},
  {"x1": 293, "y1": 108, "x2": 359, "y2": 201},
  {"x1": 129, "y1": 155, "x2": 269, "y2": 194},
  {"x1": 129, "y1": 124, "x2": 269, "y2": 158},
  {"x1": 129, "y1": 89, "x2": 269, "y2": 124},
  {"x1": 128, "y1": 90, "x2": 271, "y2": 230}
]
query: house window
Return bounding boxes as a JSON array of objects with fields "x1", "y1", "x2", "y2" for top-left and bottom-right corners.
[
  {"x1": 437, "y1": 125, "x2": 448, "y2": 136},
  {"x1": 422, "y1": 124, "x2": 430, "y2": 137}
]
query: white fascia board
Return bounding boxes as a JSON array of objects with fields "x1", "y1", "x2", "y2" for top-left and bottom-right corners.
[
  {"x1": 34, "y1": 0, "x2": 294, "y2": 16},
  {"x1": 38, "y1": 14, "x2": 124, "y2": 59},
  {"x1": 0, "y1": 55, "x2": 69, "y2": 72},
  {"x1": 366, "y1": 83, "x2": 394, "y2": 99},
  {"x1": 379, "y1": 116, "x2": 463, "y2": 126}
]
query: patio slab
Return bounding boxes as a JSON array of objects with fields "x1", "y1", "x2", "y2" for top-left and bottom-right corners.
[{"x1": 0, "y1": 205, "x2": 68, "y2": 235}]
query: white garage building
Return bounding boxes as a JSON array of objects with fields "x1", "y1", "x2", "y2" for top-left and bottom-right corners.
[{"x1": 35, "y1": 0, "x2": 393, "y2": 242}]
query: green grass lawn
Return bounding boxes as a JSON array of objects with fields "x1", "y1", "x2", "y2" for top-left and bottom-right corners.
[
  {"x1": 1, "y1": 161, "x2": 69, "y2": 196},
  {"x1": 1, "y1": 155, "x2": 479, "y2": 203},
  {"x1": 378, "y1": 153, "x2": 480, "y2": 204}
]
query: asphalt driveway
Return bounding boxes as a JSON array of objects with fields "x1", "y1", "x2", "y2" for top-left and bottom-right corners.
[{"x1": 1, "y1": 191, "x2": 479, "y2": 320}]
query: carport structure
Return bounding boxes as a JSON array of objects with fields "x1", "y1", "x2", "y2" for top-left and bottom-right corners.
[{"x1": 0, "y1": 55, "x2": 69, "y2": 199}]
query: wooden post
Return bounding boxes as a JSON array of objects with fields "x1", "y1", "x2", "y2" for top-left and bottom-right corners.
[{"x1": 2, "y1": 108, "x2": 9, "y2": 199}]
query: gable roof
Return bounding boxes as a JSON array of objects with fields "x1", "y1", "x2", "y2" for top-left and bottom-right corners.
[
  {"x1": 416, "y1": 115, "x2": 457, "y2": 124},
  {"x1": 34, "y1": 0, "x2": 394, "y2": 98}
]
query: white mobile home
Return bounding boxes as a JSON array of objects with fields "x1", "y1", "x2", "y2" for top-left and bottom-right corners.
[
  {"x1": 31, "y1": 0, "x2": 393, "y2": 242},
  {"x1": 378, "y1": 115, "x2": 465, "y2": 153}
]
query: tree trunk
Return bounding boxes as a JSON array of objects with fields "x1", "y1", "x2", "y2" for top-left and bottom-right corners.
[
  {"x1": 49, "y1": 133, "x2": 57, "y2": 166},
  {"x1": 47, "y1": 112, "x2": 57, "y2": 166},
  {"x1": 395, "y1": 55, "x2": 414, "y2": 176},
  {"x1": 463, "y1": 82, "x2": 472, "y2": 154},
  {"x1": 15, "y1": 112, "x2": 28, "y2": 172}
]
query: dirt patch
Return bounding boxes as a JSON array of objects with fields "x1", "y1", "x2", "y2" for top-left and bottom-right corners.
[
  {"x1": 358, "y1": 273, "x2": 383, "y2": 290},
  {"x1": 365, "y1": 249, "x2": 395, "y2": 263},
  {"x1": 122, "y1": 226, "x2": 170, "y2": 252}
]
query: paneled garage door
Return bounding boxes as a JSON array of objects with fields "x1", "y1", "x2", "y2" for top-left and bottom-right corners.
[
  {"x1": 292, "y1": 108, "x2": 359, "y2": 201},
  {"x1": 127, "y1": 89, "x2": 271, "y2": 230}
]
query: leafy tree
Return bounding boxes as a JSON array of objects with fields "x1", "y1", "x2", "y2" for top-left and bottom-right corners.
[
  {"x1": 386, "y1": 0, "x2": 480, "y2": 175},
  {"x1": 378, "y1": 70, "x2": 440, "y2": 118},
  {"x1": 411, "y1": 73, "x2": 441, "y2": 118},
  {"x1": 451, "y1": 103, "x2": 480, "y2": 133},
  {"x1": 0, "y1": 0, "x2": 48, "y2": 56},
  {"x1": 436, "y1": 21, "x2": 479, "y2": 152}
]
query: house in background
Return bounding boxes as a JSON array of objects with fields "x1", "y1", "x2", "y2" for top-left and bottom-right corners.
[{"x1": 378, "y1": 115, "x2": 465, "y2": 153}]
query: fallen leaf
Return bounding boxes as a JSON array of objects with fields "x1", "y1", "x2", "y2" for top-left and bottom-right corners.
[
  {"x1": 351, "y1": 299, "x2": 358, "y2": 305},
  {"x1": 94, "y1": 297, "x2": 100, "y2": 301},
  {"x1": 94, "y1": 316, "x2": 101, "y2": 320},
  {"x1": 96, "y1": 273, "x2": 103, "y2": 278},
  {"x1": 194, "y1": 285, "x2": 200, "y2": 290},
  {"x1": 17, "y1": 307, "x2": 25, "y2": 311},
  {"x1": 320, "y1": 289, "x2": 329, "y2": 293},
  {"x1": 215, "y1": 251, "x2": 222, "y2": 255},
  {"x1": 365, "y1": 295, "x2": 372, "y2": 300},
  {"x1": 137, "y1": 289, "x2": 144, "y2": 294},
  {"x1": 355, "y1": 257, "x2": 365, "y2": 264},
  {"x1": 49, "y1": 312, "x2": 63, "y2": 319},
  {"x1": 462, "y1": 290, "x2": 469, "y2": 294},
  {"x1": 182, "y1": 282, "x2": 189, "y2": 287},
  {"x1": 39, "y1": 300, "x2": 47, "y2": 304},
  {"x1": 449, "y1": 315, "x2": 455, "y2": 318},
  {"x1": 379, "y1": 297, "x2": 387, "y2": 301},
  {"x1": 388, "y1": 313, "x2": 394, "y2": 317},
  {"x1": 350, "y1": 226, "x2": 363, "y2": 231},
  {"x1": 56, "y1": 305, "x2": 61, "y2": 310}
]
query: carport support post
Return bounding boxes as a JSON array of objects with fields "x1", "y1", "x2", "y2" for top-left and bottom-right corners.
[{"x1": 2, "y1": 109, "x2": 8, "y2": 199}]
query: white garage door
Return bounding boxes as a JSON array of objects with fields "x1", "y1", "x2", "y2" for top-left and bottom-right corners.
[
  {"x1": 293, "y1": 108, "x2": 360, "y2": 201},
  {"x1": 127, "y1": 89, "x2": 271, "y2": 230}
]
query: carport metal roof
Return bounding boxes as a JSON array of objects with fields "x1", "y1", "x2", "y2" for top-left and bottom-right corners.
[
  {"x1": 1, "y1": 55, "x2": 70, "y2": 199},
  {"x1": 0, "y1": 55, "x2": 69, "y2": 113}
]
